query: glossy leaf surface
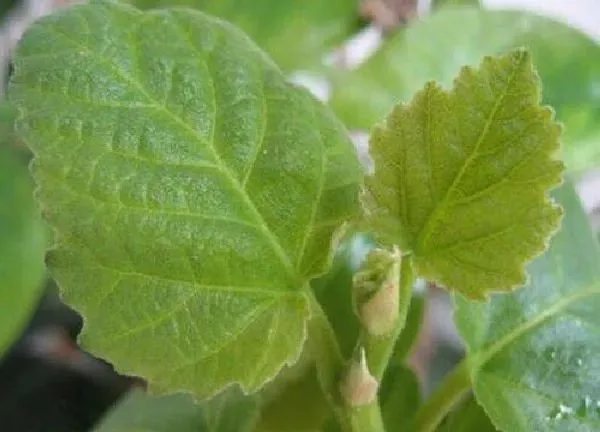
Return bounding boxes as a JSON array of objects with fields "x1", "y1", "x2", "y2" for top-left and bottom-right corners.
[
  {"x1": 331, "y1": 9, "x2": 600, "y2": 172},
  {"x1": 0, "y1": 146, "x2": 46, "y2": 356},
  {"x1": 95, "y1": 387, "x2": 257, "y2": 431},
  {"x1": 455, "y1": 182, "x2": 600, "y2": 431},
  {"x1": 364, "y1": 50, "x2": 563, "y2": 298},
  {"x1": 131, "y1": 0, "x2": 361, "y2": 72},
  {"x1": 9, "y1": 1, "x2": 362, "y2": 397}
]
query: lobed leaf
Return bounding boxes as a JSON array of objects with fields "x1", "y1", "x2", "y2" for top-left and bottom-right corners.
[
  {"x1": 0, "y1": 146, "x2": 46, "y2": 356},
  {"x1": 364, "y1": 50, "x2": 563, "y2": 298},
  {"x1": 330, "y1": 9, "x2": 600, "y2": 172},
  {"x1": 455, "y1": 181, "x2": 600, "y2": 431},
  {"x1": 9, "y1": 0, "x2": 362, "y2": 397}
]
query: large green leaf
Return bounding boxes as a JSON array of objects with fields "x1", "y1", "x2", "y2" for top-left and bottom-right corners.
[
  {"x1": 95, "y1": 387, "x2": 257, "y2": 431},
  {"x1": 364, "y1": 50, "x2": 563, "y2": 298},
  {"x1": 330, "y1": 9, "x2": 600, "y2": 172},
  {"x1": 131, "y1": 0, "x2": 361, "y2": 72},
  {"x1": 380, "y1": 363, "x2": 422, "y2": 432},
  {"x1": 454, "y1": 181, "x2": 600, "y2": 431},
  {"x1": 9, "y1": 1, "x2": 362, "y2": 397},
  {"x1": 0, "y1": 145, "x2": 46, "y2": 356}
]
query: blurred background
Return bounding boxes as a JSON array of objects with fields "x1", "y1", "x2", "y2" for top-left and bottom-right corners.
[{"x1": 0, "y1": 0, "x2": 599, "y2": 431}]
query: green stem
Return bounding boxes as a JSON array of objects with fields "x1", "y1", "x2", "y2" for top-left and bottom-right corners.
[
  {"x1": 364, "y1": 257, "x2": 415, "y2": 380},
  {"x1": 412, "y1": 358, "x2": 472, "y2": 432},
  {"x1": 347, "y1": 399, "x2": 386, "y2": 432}
]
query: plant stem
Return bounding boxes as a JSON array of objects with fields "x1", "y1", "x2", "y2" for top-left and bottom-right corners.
[
  {"x1": 347, "y1": 399, "x2": 386, "y2": 432},
  {"x1": 412, "y1": 358, "x2": 472, "y2": 432},
  {"x1": 364, "y1": 256, "x2": 415, "y2": 380}
]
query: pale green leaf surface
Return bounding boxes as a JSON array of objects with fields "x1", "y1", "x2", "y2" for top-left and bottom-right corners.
[
  {"x1": 9, "y1": 1, "x2": 362, "y2": 397},
  {"x1": 364, "y1": 50, "x2": 563, "y2": 298},
  {"x1": 95, "y1": 387, "x2": 257, "y2": 432},
  {"x1": 455, "y1": 181, "x2": 600, "y2": 431},
  {"x1": 330, "y1": 9, "x2": 600, "y2": 172},
  {"x1": 432, "y1": 0, "x2": 480, "y2": 8},
  {"x1": 0, "y1": 146, "x2": 46, "y2": 356},
  {"x1": 131, "y1": 0, "x2": 361, "y2": 72}
]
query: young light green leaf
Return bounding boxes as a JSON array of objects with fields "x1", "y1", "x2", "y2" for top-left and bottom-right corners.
[
  {"x1": 438, "y1": 395, "x2": 497, "y2": 432},
  {"x1": 95, "y1": 387, "x2": 257, "y2": 432},
  {"x1": 454, "y1": 181, "x2": 600, "y2": 432},
  {"x1": 364, "y1": 50, "x2": 563, "y2": 298},
  {"x1": 130, "y1": 0, "x2": 362, "y2": 72},
  {"x1": 0, "y1": 145, "x2": 46, "y2": 356},
  {"x1": 9, "y1": 1, "x2": 362, "y2": 398},
  {"x1": 330, "y1": 9, "x2": 600, "y2": 173}
]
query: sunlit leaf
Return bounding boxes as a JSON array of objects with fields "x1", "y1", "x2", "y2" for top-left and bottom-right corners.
[
  {"x1": 364, "y1": 50, "x2": 563, "y2": 298},
  {"x1": 9, "y1": 0, "x2": 362, "y2": 397},
  {"x1": 331, "y1": 9, "x2": 600, "y2": 172}
]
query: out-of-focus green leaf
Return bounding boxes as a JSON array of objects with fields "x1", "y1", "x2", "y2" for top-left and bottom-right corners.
[
  {"x1": 380, "y1": 363, "x2": 422, "y2": 432},
  {"x1": 331, "y1": 9, "x2": 600, "y2": 172},
  {"x1": 0, "y1": 146, "x2": 46, "y2": 356},
  {"x1": 312, "y1": 233, "x2": 373, "y2": 358},
  {"x1": 438, "y1": 394, "x2": 497, "y2": 432},
  {"x1": 392, "y1": 285, "x2": 425, "y2": 361},
  {"x1": 432, "y1": 0, "x2": 480, "y2": 8},
  {"x1": 454, "y1": 181, "x2": 600, "y2": 431},
  {"x1": 131, "y1": 0, "x2": 362, "y2": 72},
  {"x1": 364, "y1": 50, "x2": 563, "y2": 298},
  {"x1": 95, "y1": 387, "x2": 257, "y2": 432},
  {"x1": 10, "y1": 1, "x2": 362, "y2": 398}
]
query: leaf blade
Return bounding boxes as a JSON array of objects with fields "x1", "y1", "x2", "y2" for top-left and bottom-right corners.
[
  {"x1": 9, "y1": 1, "x2": 362, "y2": 397},
  {"x1": 455, "y1": 181, "x2": 600, "y2": 431},
  {"x1": 365, "y1": 50, "x2": 563, "y2": 297}
]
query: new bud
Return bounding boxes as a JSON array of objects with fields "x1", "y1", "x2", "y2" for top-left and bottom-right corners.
[
  {"x1": 353, "y1": 246, "x2": 402, "y2": 337},
  {"x1": 339, "y1": 348, "x2": 378, "y2": 407}
]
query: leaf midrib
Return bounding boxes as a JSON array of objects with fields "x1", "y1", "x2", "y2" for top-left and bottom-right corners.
[
  {"x1": 43, "y1": 16, "x2": 304, "y2": 282},
  {"x1": 471, "y1": 283, "x2": 600, "y2": 369},
  {"x1": 416, "y1": 54, "x2": 524, "y2": 254}
]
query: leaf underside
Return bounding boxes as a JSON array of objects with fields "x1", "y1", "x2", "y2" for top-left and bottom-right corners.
[
  {"x1": 364, "y1": 50, "x2": 563, "y2": 298},
  {"x1": 9, "y1": 1, "x2": 362, "y2": 398},
  {"x1": 455, "y1": 182, "x2": 600, "y2": 432}
]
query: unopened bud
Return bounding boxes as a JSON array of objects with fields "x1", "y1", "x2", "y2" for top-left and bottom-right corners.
[
  {"x1": 353, "y1": 246, "x2": 401, "y2": 337},
  {"x1": 339, "y1": 348, "x2": 378, "y2": 407}
]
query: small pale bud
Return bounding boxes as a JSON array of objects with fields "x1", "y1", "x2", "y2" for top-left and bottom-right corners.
[
  {"x1": 353, "y1": 246, "x2": 402, "y2": 337},
  {"x1": 339, "y1": 348, "x2": 378, "y2": 407}
]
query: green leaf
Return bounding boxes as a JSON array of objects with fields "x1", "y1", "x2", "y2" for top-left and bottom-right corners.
[
  {"x1": 391, "y1": 284, "x2": 425, "y2": 361},
  {"x1": 380, "y1": 363, "x2": 422, "y2": 432},
  {"x1": 432, "y1": 0, "x2": 480, "y2": 8},
  {"x1": 438, "y1": 395, "x2": 497, "y2": 432},
  {"x1": 0, "y1": 145, "x2": 46, "y2": 356},
  {"x1": 364, "y1": 50, "x2": 563, "y2": 298},
  {"x1": 330, "y1": 9, "x2": 600, "y2": 172},
  {"x1": 9, "y1": 1, "x2": 362, "y2": 397},
  {"x1": 130, "y1": 0, "x2": 362, "y2": 72},
  {"x1": 95, "y1": 387, "x2": 258, "y2": 431},
  {"x1": 454, "y1": 181, "x2": 600, "y2": 431}
]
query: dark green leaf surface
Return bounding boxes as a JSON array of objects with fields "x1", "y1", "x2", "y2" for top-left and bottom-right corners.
[
  {"x1": 330, "y1": 9, "x2": 600, "y2": 172},
  {"x1": 132, "y1": 0, "x2": 361, "y2": 72},
  {"x1": 9, "y1": 1, "x2": 362, "y2": 397},
  {"x1": 438, "y1": 394, "x2": 497, "y2": 432},
  {"x1": 0, "y1": 146, "x2": 46, "y2": 356},
  {"x1": 380, "y1": 363, "x2": 422, "y2": 432},
  {"x1": 455, "y1": 181, "x2": 600, "y2": 431},
  {"x1": 364, "y1": 50, "x2": 563, "y2": 298},
  {"x1": 95, "y1": 387, "x2": 257, "y2": 431}
]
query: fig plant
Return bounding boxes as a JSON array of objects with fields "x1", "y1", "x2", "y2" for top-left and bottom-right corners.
[{"x1": 2, "y1": 1, "x2": 599, "y2": 432}]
